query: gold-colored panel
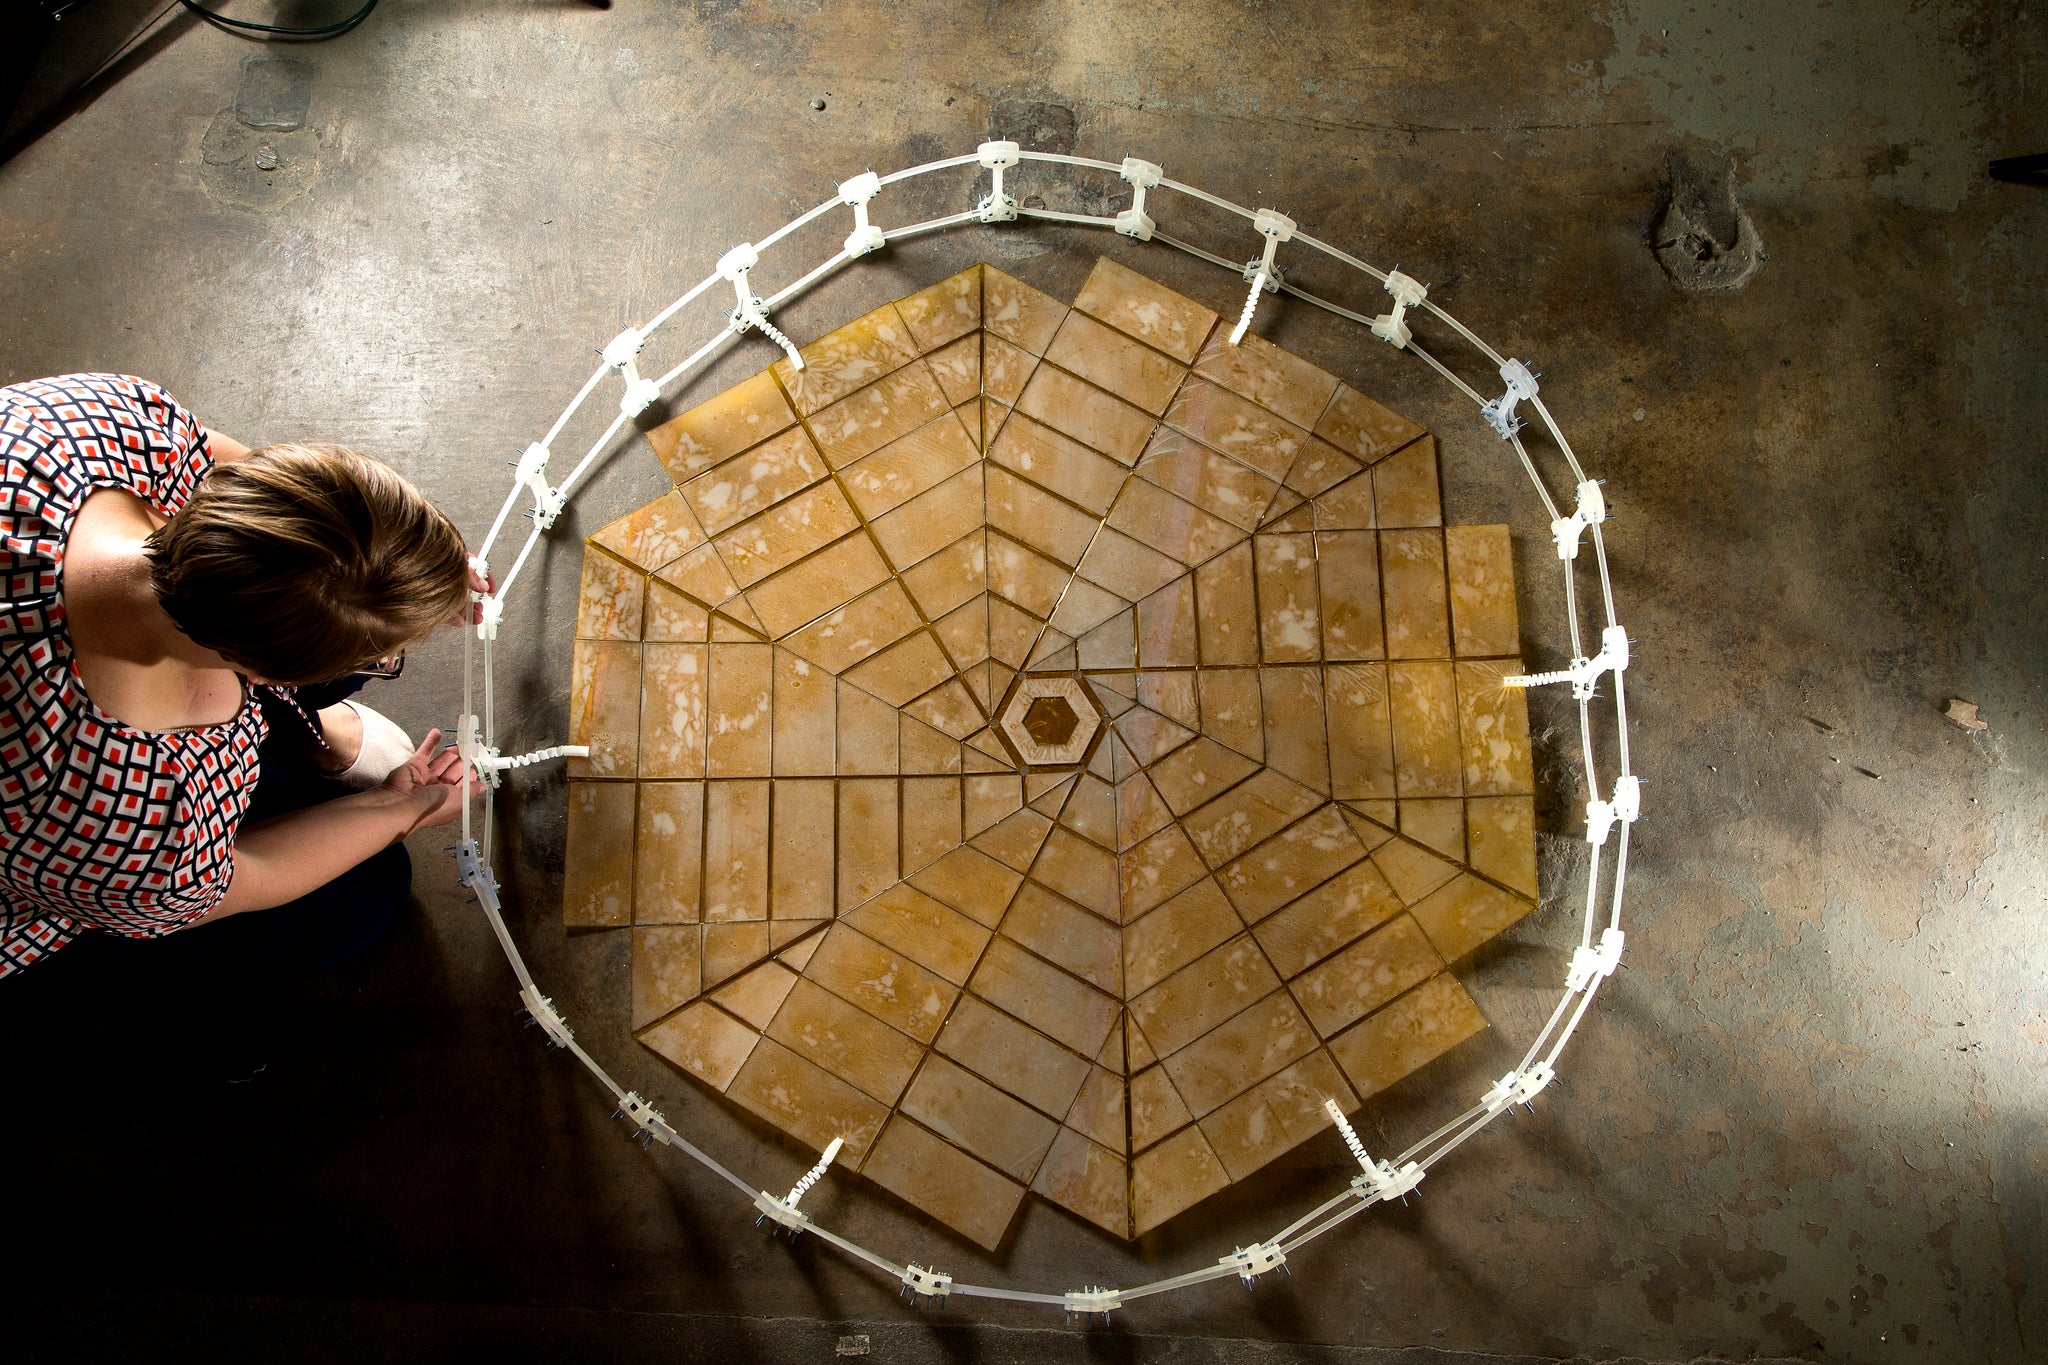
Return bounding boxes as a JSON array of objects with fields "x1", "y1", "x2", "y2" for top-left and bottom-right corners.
[{"x1": 587, "y1": 259, "x2": 1537, "y2": 1246}]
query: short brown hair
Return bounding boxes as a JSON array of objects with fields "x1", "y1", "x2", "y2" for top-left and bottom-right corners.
[{"x1": 145, "y1": 443, "x2": 470, "y2": 686}]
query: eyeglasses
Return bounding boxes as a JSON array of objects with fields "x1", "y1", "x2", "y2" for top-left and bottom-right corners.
[{"x1": 360, "y1": 651, "x2": 405, "y2": 680}]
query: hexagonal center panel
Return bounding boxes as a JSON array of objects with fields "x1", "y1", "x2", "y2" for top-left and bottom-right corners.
[
  {"x1": 562, "y1": 257, "x2": 1538, "y2": 1251},
  {"x1": 998, "y1": 676, "x2": 1100, "y2": 766},
  {"x1": 1023, "y1": 698, "x2": 1076, "y2": 747}
]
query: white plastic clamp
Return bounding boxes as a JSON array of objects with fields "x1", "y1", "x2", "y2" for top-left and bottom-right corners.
[
  {"x1": 976, "y1": 139, "x2": 1020, "y2": 223},
  {"x1": 1063, "y1": 1285, "x2": 1122, "y2": 1321},
  {"x1": 752, "y1": 1135, "x2": 842, "y2": 1238},
  {"x1": 1549, "y1": 479, "x2": 1607, "y2": 560},
  {"x1": 1221, "y1": 1241, "x2": 1289, "y2": 1286},
  {"x1": 1481, "y1": 357, "x2": 1540, "y2": 439},
  {"x1": 518, "y1": 985, "x2": 575, "y2": 1050},
  {"x1": 750, "y1": 1189, "x2": 810, "y2": 1239},
  {"x1": 1567, "y1": 926, "x2": 1627, "y2": 992},
  {"x1": 1481, "y1": 1062, "x2": 1556, "y2": 1116},
  {"x1": 900, "y1": 1262, "x2": 953, "y2": 1307},
  {"x1": 1505, "y1": 624, "x2": 1630, "y2": 699},
  {"x1": 599, "y1": 326, "x2": 643, "y2": 369},
  {"x1": 601, "y1": 328, "x2": 662, "y2": 417},
  {"x1": 612, "y1": 1091, "x2": 670, "y2": 1148},
  {"x1": 1116, "y1": 156, "x2": 1162, "y2": 240},
  {"x1": 1353, "y1": 1158, "x2": 1425, "y2": 1204},
  {"x1": 1613, "y1": 773, "x2": 1642, "y2": 822},
  {"x1": 838, "y1": 171, "x2": 886, "y2": 257},
  {"x1": 475, "y1": 593, "x2": 504, "y2": 641},
  {"x1": 1229, "y1": 208, "x2": 1296, "y2": 346},
  {"x1": 1583, "y1": 772, "x2": 1641, "y2": 849},
  {"x1": 719, "y1": 242, "x2": 804, "y2": 369},
  {"x1": 455, "y1": 713, "x2": 497, "y2": 789},
  {"x1": 1326, "y1": 1098, "x2": 1424, "y2": 1203},
  {"x1": 511, "y1": 442, "x2": 565, "y2": 530},
  {"x1": 1371, "y1": 269, "x2": 1428, "y2": 348},
  {"x1": 453, "y1": 837, "x2": 499, "y2": 904}
]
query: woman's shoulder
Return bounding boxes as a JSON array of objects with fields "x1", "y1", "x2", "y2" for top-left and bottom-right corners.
[
  {"x1": 3, "y1": 372, "x2": 186, "y2": 417},
  {"x1": 2, "y1": 374, "x2": 213, "y2": 544}
]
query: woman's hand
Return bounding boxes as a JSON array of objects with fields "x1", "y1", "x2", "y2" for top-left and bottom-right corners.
[
  {"x1": 210, "y1": 729, "x2": 481, "y2": 920},
  {"x1": 457, "y1": 563, "x2": 497, "y2": 626},
  {"x1": 378, "y1": 727, "x2": 479, "y2": 834}
]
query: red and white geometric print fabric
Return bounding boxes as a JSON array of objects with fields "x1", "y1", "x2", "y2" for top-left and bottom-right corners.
[{"x1": 0, "y1": 374, "x2": 270, "y2": 977}]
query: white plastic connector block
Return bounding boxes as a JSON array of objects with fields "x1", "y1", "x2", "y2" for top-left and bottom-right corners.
[
  {"x1": 612, "y1": 1090, "x2": 670, "y2": 1148},
  {"x1": 1567, "y1": 927, "x2": 1627, "y2": 992},
  {"x1": 1221, "y1": 1241, "x2": 1288, "y2": 1285},
  {"x1": 1116, "y1": 156, "x2": 1162, "y2": 239},
  {"x1": 976, "y1": 139, "x2": 1020, "y2": 222},
  {"x1": 1482, "y1": 357, "x2": 1540, "y2": 439},
  {"x1": 751, "y1": 1189, "x2": 810, "y2": 1238},
  {"x1": 455, "y1": 713, "x2": 499, "y2": 790},
  {"x1": 620, "y1": 378, "x2": 661, "y2": 417},
  {"x1": 1613, "y1": 773, "x2": 1641, "y2": 823},
  {"x1": 1371, "y1": 270, "x2": 1427, "y2": 348},
  {"x1": 717, "y1": 242, "x2": 759, "y2": 279},
  {"x1": 1583, "y1": 772, "x2": 1640, "y2": 849},
  {"x1": 1325, "y1": 1097, "x2": 1423, "y2": 1203},
  {"x1": 453, "y1": 836, "x2": 499, "y2": 904},
  {"x1": 1482, "y1": 1062, "x2": 1556, "y2": 1116},
  {"x1": 475, "y1": 593, "x2": 504, "y2": 641},
  {"x1": 1352, "y1": 1158, "x2": 1425, "y2": 1204},
  {"x1": 1063, "y1": 1285, "x2": 1122, "y2": 1320},
  {"x1": 1253, "y1": 207, "x2": 1297, "y2": 245},
  {"x1": 600, "y1": 327, "x2": 644, "y2": 368},
  {"x1": 1549, "y1": 479, "x2": 1608, "y2": 559},
  {"x1": 518, "y1": 985, "x2": 574, "y2": 1049},
  {"x1": 751, "y1": 1135, "x2": 841, "y2": 1237},
  {"x1": 1584, "y1": 797, "x2": 1617, "y2": 848},
  {"x1": 511, "y1": 442, "x2": 565, "y2": 530},
  {"x1": 601, "y1": 329, "x2": 662, "y2": 419},
  {"x1": 838, "y1": 171, "x2": 886, "y2": 257},
  {"x1": 1588, "y1": 624, "x2": 1631, "y2": 697},
  {"x1": 1228, "y1": 208, "x2": 1298, "y2": 346},
  {"x1": 718, "y1": 242, "x2": 804, "y2": 368},
  {"x1": 900, "y1": 1262, "x2": 953, "y2": 1306}
]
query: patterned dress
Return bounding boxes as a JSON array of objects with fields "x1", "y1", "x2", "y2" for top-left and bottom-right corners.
[{"x1": 0, "y1": 374, "x2": 273, "y2": 977}]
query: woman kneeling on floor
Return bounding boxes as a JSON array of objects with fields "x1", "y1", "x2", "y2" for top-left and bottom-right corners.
[{"x1": 0, "y1": 372, "x2": 481, "y2": 979}]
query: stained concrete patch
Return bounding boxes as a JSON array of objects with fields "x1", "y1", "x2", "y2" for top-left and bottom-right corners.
[
  {"x1": 200, "y1": 113, "x2": 320, "y2": 212},
  {"x1": 984, "y1": 94, "x2": 1127, "y2": 228},
  {"x1": 989, "y1": 96, "x2": 1078, "y2": 155},
  {"x1": 233, "y1": 57, "x2": 315, "y2": 132},
  {"x1": 201, "y1": 57, "x2": 321, "y2": 212},
  {"x1": 1651, "y1": 148, "x2": 1764, "y2": 292}
]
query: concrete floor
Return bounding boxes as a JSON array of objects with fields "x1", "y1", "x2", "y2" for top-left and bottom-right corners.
[{"x1": 2, "y1": 3, "x2": 2043, "y2": 1362}]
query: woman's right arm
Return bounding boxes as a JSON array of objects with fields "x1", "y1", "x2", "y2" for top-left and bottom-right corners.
[
  {"x1": 200, "y1": 730, "x2": 474, "y2": 921},
  {"x1": 203, "y1": 429, "x2": 252, "y2": 464}
]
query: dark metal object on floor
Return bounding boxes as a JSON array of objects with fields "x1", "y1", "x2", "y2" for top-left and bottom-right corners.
[{"x1": 1989, "y1": 151, "x2": 2048, "y2": 184}]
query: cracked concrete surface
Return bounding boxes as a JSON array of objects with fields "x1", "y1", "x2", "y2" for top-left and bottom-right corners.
[{"x1": 0, "y1": 2, "x2": 2041, "y2": 1361}]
